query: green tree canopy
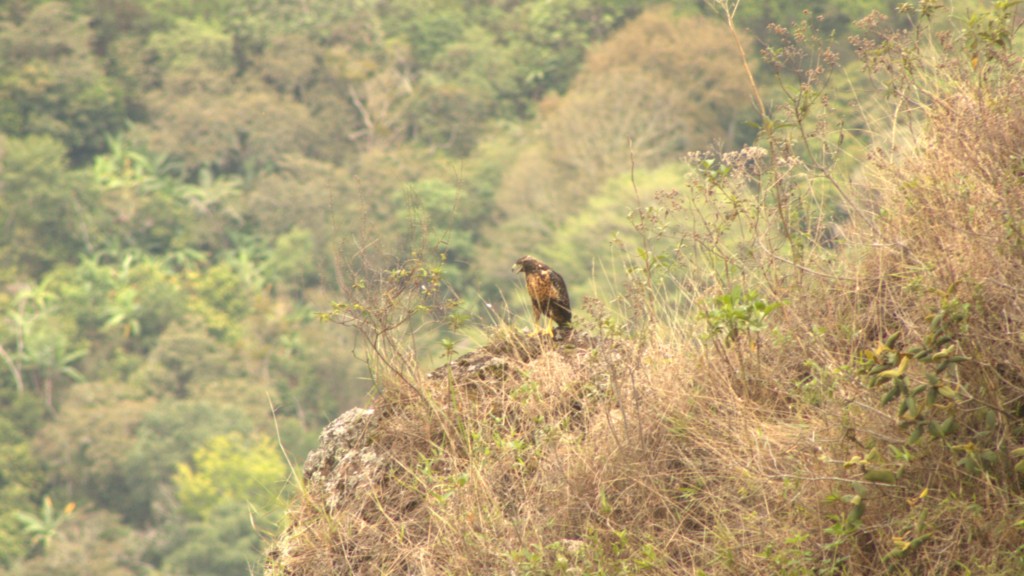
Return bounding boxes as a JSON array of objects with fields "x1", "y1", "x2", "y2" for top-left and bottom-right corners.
[
  {"x1": 0, "y1": 3, "x2": 127, "y2": 160},
  {"x1": 478, "y1": 6, "x2": 755, "y2": 281},
  {"x1": 173, "y1": 431, "x2": 287, "y2": 521}
]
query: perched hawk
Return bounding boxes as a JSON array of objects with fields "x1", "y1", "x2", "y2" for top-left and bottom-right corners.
[{"x1": 512, "y1": 255, "x2": 572, "y2": 335}]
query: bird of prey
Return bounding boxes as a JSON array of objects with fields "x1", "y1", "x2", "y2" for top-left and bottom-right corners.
[{"x1": 512, "y1": 255, "x2": 572, "y2": 337}]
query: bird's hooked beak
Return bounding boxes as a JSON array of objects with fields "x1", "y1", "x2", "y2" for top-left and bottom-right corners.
[{"x1": 511, "y1": 262, "x2": 522, "y2": 273}]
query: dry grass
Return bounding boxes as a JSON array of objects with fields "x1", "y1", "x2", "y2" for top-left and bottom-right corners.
[{"x1": 267, "y1": 327, "x2": 846, "y2": 575}]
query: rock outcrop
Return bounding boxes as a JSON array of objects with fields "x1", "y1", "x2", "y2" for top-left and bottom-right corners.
[{"x1": 264, "y1": 331, "x2": 604, "y2": 575}]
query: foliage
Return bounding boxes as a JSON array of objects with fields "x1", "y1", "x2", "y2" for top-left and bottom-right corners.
[
  {"x1": 160, "y1": 503, "x2": 267, "y2": 576},
  {"x1": 173, "y1": 431, "x2": 288, "y2": 522},
  {"x1": 0, "y1": 134, "x2": 92, "y2": 278},
  {"x1": 3, "y1": 509, "x2": 143, "y2": 576},
  {"x1": 0, "y1": 415, "x2": 43, "y2": 567},
  {"x1": 704, "y1": 286, "x2": 781, "y2": 343},
  {"x1": 0, "y1": 0, "x2": 670, "y2": 571},
  {"x1": 321, "y1": 248, "x2": 458, "y2": 396},
  {"x1": 12, "y1": 497, "x2": 75, "y2": 556},
  {"x1": 479, "y1": 6, "x2": 756, "y2": 282},
  {"x1": 0, "y1": 3, "x2": 127, "y2": 160}
]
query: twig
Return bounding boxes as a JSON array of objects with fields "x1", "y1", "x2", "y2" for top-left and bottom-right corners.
[
  {"x1": 719, "y1": 0, "x2": 766, "y2": 119},
  {"x1": 0, "y1": 343, "x2": 24, "y2": 394}
]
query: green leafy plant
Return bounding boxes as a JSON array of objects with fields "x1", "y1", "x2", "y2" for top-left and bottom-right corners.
[
  {"x1": 14, "y1": 497, "x2": 75, "y2": 556},
  {"x1": 704, "y1": 286, "x2": 781, "y2": 343},
  {"x1": 860, "y1": 299, "x2": 971, "y2": 448}
]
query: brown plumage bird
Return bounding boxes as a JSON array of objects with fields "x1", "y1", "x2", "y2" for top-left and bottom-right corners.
[{"x1": 512, "y1": 255, "x2": 572, "y2": 335}]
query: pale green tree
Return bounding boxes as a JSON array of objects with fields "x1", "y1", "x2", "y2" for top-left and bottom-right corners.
[{"x1": 173, "y1": 431, "x2": 288, "y2": 521}]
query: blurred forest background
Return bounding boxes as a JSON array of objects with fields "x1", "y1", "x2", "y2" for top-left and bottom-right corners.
[{"x1": 0, "y1": 0, "x2": 913, "y2": 574}]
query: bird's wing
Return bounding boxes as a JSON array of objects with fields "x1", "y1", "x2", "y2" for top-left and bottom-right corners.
[{"x1": 548, "y1": 269, "x2": 571, "y2": 310}]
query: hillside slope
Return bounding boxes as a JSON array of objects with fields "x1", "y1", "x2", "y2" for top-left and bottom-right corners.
[{"x1": 265, "y1": 330, "x2": 837, "y2": 574}]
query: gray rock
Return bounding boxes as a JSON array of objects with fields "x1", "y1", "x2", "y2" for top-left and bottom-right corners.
[{"x1": 302, "y1": 407, "x2": 381, "y2": 512}]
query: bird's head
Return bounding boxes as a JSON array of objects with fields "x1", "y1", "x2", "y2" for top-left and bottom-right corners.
[{"x1": 512, "y1": 255, "x2": 542, "y2": 274}]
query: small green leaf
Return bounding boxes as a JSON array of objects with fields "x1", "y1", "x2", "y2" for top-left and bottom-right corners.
[
  {"x1": 938, "y1": 417, "x2": 955, "y2": 437},
  {"x1": 881, "y1": 386, "x2": 901, "y2": 405},
  {"x1": 908, "y1": 425, "x2": 923, "y2": 444}
]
